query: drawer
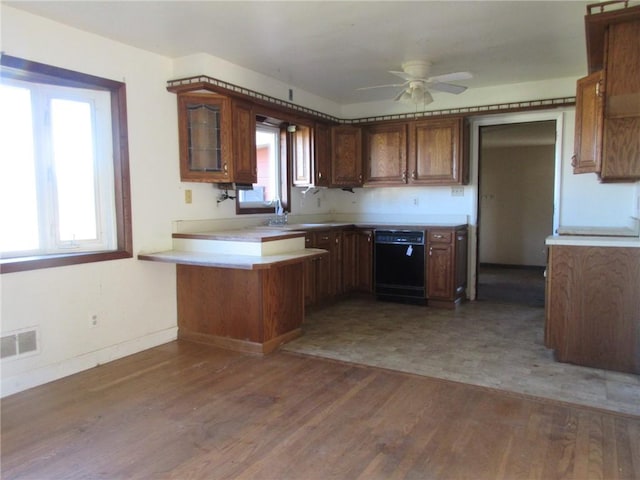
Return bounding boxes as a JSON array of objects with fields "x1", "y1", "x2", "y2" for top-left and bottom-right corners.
[{"x1": 428, "y1": 230, "x2": 452, "y2": 243}]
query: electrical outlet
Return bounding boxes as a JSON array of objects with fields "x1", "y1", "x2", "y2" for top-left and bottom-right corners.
[
  {"x1": 451, "y1": 186, "x2": 464, "y2": 197},
  {"x1": 89, "y1": 314, "x2": 98, "y2": 328},
  {"x1": 185, "y1": 189, "x2": 192, "y2": 204},
  {"x1": 412, "y1": 197, "x2": 419, "y2": 207}
]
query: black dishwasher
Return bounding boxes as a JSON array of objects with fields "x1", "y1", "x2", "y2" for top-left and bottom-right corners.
[{"x1": 374, "y1": 230, "x2": 426, "y2": 302}]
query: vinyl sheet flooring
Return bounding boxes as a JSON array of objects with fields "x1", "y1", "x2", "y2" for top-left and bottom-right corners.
[{"x1": 283, "y1": 267, "x2": 640, "y2": 417}]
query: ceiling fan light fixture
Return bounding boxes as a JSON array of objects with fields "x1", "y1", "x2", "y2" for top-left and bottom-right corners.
[
  {"x1": 399, "y1": 90, "x2": 413, "y2": 103},
  {"x1": 423, "y1": 90, "x2": 434, "y2": 105},
  {"x1": 411, "y1": 86, "x2": 424, "y2": 103}
]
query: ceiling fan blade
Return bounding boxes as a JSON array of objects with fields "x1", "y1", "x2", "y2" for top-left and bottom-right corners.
[
  {"x1": 357, "y1": 82, "x2": 407, "y2": 91},
  {"x1": 427, "y1": 71, "x2": 473, "y2": 83},
  {"x1": 389, "y1": 70, "x2": 415, "y2": 81},
  {"x1": 428, "y1": 82, "x2": 467, "y2": 95},
  {"x1": 393, "y1": 88, "x2": 409, "y2": 101}
]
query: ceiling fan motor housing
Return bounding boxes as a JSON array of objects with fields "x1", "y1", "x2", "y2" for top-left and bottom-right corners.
[{"x1": 402, "y1": 60, "x2": 431, "y2": 78}]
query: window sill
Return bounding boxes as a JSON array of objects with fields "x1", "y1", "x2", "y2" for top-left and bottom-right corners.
[{"x1": 0, "y1": 250, "x2": 132, "y2": 274}]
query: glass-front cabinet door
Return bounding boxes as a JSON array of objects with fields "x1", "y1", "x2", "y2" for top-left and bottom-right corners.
[{"x1": 177, "y1": 93, "x2": 232, "y2": 182}]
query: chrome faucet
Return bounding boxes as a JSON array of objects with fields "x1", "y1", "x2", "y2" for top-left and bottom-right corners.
[{"x1": 267, "y1": 199, "x2": 288, "y2": 225}]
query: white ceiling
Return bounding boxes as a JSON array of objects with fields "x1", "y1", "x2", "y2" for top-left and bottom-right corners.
[{"x1": 3, "y1": 1, "x2": 629, "y2": 105}]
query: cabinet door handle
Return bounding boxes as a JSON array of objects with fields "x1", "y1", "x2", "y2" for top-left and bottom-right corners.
[
  {"x1": 429, "y1": 247, "x2": 433, "y2": 256},
  {"x1": 402, "y1": 171, "x2": 407, "y2": 182},
  {"x1": 335, "y1": 237, "x2": 339, "y2": 244},
  {"x1": 411, "y1": 171, "x2": 416, "y2": 180},
  {"x1": 318, "y1": 171, "x2": 323, "y2": 179},
  {"x1": 223, "y1": 163, "x2": 228, "y2": 173},
  {"x1": 571, "y1": 155, "x2": 577, "y2": 167}
]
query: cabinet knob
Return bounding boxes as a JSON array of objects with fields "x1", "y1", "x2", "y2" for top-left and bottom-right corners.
[
  {"x1": 411, "y1": 171, "x2": 416, "y2": 180},
  {"x1": 318, "y1": 171, "x2": 323, "y2": 179},
  {"x1": 429, "y1": 247, "x2": 433, "y2": 256},
  {"x1": 571, "y1": 155, "x2": 577, "y2": 167},
  {"x1": 434, "y1": 234, "x2": 444, "y2": 239},
  {"x1": 402, "y1": 171, "x2": 407, "y2": 182}
]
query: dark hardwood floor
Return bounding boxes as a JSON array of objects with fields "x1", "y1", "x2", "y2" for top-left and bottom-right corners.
[{"x1": 2, "y1": 340, "x2": 639, "y2": 479}]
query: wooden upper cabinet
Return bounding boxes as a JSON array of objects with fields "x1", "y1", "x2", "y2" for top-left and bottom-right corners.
[
  {"x1": 577, "y1": 9, "x2": 640, "y2": 182},
  {"x1": 409, "y1": 117, "x2": 468, "y2": 185},
  {"x1": 573, "y1": 71, "x2": 604, "y2": 174},
  {"x1": 331, "y1": 125, "x2": 362, "y2": 187},
  {"x1": 231, "y1": 100, "x2": 257, "y2": 184},
  {"x1": 291, "y1": 123, "x2": 313, "y2": 187},
  {"x1": 600, "y1": 19, "x2": 640, "y2": 181},
  {"x1": 364, "y1": 123, "x2": 408, "y2": 186},
  {"x1": 177, "y1": 93, "x2": 232, "y2": 182},
  {"x1": 314, "y1": 122, "x2": 332, "y2": 187}
]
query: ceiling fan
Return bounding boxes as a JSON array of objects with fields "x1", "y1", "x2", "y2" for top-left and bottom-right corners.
[{"x1": 358, "y1": 60, "x2": 472, "y2": 105}]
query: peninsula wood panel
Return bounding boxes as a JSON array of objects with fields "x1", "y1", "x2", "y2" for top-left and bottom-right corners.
[
  {"x1": 177, "y1": 263, "x2": 304, "y2": 353},
  {"x1": 2, "y1": 341, "x2": 639, "y2": 479},
  {"x1": 545, "y1": 245, "x2": 640, "y2": 374}
]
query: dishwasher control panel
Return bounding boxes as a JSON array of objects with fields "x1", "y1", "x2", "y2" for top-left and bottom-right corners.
[{"x1": 374, "y1": 230, "x2": 424, "y2": 245}]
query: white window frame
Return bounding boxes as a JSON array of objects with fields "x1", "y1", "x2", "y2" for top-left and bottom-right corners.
[{"x1": 1, "y1": 78, "x2": 116, "y2": 258}]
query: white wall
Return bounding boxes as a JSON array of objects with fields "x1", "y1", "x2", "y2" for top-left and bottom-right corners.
[
  {"x1": 2, "y1": 5, "x2": 639, "y2": 396},
  {"x1": 479, "y1": 145, "x2": 555, "y2": 267},
  {"x1": 0, "y1": 6, "x2": 181, "y2": 396}
]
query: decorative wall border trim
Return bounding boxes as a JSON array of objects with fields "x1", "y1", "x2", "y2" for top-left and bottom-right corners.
[{"x1": 167, "y1": 75, "x2": 575, "y2": 124}]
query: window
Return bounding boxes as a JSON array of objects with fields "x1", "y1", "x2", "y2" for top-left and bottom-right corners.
[
  {"x1": 0, "y1": 55, "x2": 132, "y2": 274},
  {"x1": 237, "y1": 117, "x2": 290, "y2": 214}
]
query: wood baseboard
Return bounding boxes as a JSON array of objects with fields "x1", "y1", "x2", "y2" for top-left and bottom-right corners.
[{"x1": 178, "y1": 328, "x2": 302, "y2": 355}]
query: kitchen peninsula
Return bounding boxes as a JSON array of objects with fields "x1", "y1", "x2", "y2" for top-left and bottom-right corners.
[
  {"x1": 545, "y1": 233, "x2": 640, "y2": 374},
  {"x1": 139, "y1": 228, "x2": 326, "y2": 354}
]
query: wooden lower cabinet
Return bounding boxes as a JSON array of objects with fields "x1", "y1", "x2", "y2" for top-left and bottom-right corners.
[
  {"x1": 427, "y1": 226, "x2": 468, "y2": 307},
  {"x1": 305, "y1": 225, "x2": 467, "y2": 309},
  {"x1": 545, "y1": 245, "x2": 640, "y2": 374},
  {"x1": 356, "y1": 229, "x2": 374, "y2": 293},
  {"x1": 342, "y1": 229, "x2": 358, "y2": 292},
  {"x1": 177, "y1": 262, "x2": 304, "y2": 354},
  {"x1": 304, "y1": 229, "x2": 342, "y2": 307}
]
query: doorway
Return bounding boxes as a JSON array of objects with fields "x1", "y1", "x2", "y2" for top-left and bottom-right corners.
[{"x1": 477, "y1": 120, "x2": 557, "y2": 307}]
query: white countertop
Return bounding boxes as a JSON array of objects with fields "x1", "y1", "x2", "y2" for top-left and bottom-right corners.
[
  {"x1": 546, "y1": 235, "x2": 640, "y2": 248},
  {"x1": 138, "y1": 248, "x2": 326, "y2": 270}
]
